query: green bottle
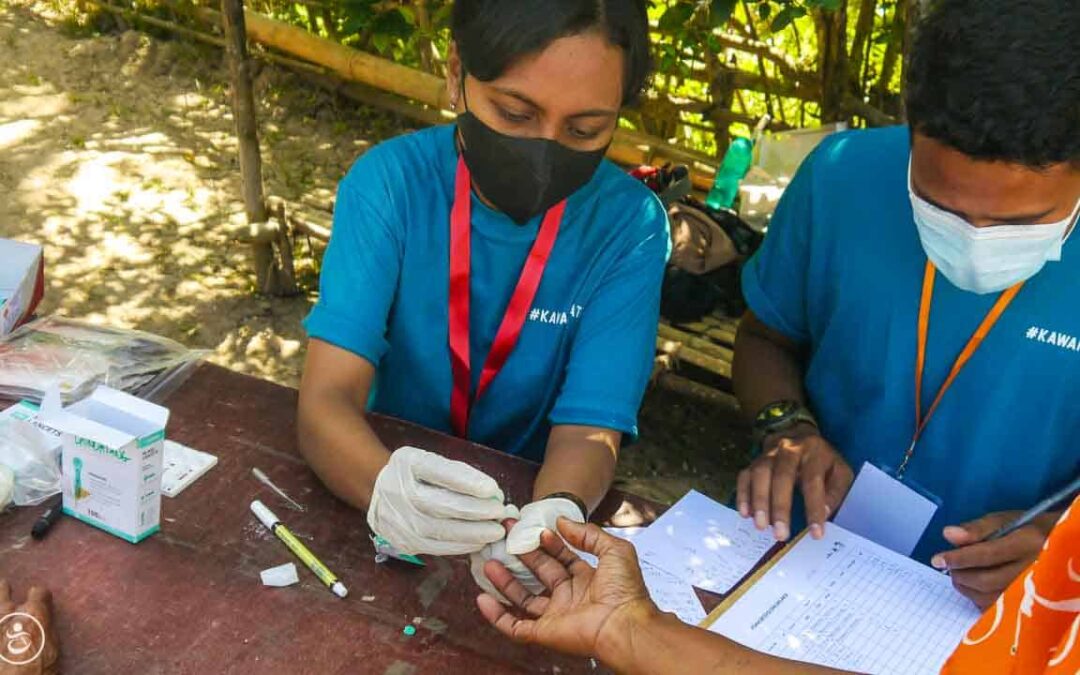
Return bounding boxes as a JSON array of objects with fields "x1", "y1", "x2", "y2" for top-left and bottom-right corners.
[{"x1": 705, "y1": 135, "x2": 755, "y2": 211}]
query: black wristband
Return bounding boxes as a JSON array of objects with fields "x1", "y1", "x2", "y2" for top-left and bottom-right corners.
[{"x1": 541, "y1": 492, "x2": 588, "y2": 521}]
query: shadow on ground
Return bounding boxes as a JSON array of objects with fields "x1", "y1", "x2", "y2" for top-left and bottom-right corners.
[{"x1": 1, "y1": 1, "x2": 408, "y2": 384}]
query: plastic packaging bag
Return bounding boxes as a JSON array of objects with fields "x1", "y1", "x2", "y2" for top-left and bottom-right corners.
[
  {"x1": 0, "y1": 417, "x2": 61, "y2": 506},
  {"x1": 0, "y1": 316, "x2": 207, "y2": 404},
  {"x1": 0, "y1": 464, "x2": 13, "y2": 510}
]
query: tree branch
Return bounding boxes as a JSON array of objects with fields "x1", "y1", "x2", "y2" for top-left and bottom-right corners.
[{"x1": 849, "y1": 0, "x2": 877, "y2": 81}]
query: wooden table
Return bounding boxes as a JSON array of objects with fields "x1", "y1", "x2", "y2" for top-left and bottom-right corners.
[{"x1": 0, "y1": 365, "x2": 670, "y2": 674}]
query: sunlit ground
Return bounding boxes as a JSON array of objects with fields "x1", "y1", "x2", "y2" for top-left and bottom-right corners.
[
  {"x1": 0, "y1": 1, "x2": 401, "y2": 385},
  {"x1": 0, "y1": 1, "x2": 751, "y2": 504}
]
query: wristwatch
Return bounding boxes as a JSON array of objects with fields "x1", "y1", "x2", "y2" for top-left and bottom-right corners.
[{"x1": 752, "y1": 400, "x2": 819, "y2": 447}]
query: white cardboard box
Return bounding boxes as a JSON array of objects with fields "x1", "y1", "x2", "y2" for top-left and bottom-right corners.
[
  {"x1": 47, "y1": 387, "x2": 169, "y2": 543},
  {"x1": 0, "y1": 239, "x2": 44, "y2": 337},
  {"x1": 0, "y1": 400, "x2": 63, "y2": 466}
]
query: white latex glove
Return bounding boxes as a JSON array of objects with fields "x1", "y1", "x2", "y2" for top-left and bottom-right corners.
[
  {"x1": 505, "y1": 497, "x2": 586, "y2": 555},
  {"x1": 470, "y1": 537, "x2": 546, "y2": 605},
  {"x1": 367, "y1": 446, "x2": 513, "y2": 556}
]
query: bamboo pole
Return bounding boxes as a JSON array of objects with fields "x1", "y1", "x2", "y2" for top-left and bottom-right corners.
[
  {"x1": 91, "y1": 0, "x2": 228, "y2": 47},
  {"x1": 222, "y1": 0, "x2": 285, "y2": 295},
  {"x1": 657, "y1": 324, "x2": 735, "y2": 363},
  {"x1": 670, "y1": 320, "x2": 738, "y2": 347},
  {"x1": 272, "y1": 200, "x2": 299, "y2": 290},
  {"x1": 653, "y1": 372, "x2": 742, "y2": 412},
  {"x1": 656, "y1": 337, "x2": 732, "y2": 380},
  {"x1": 188, "y1": 6, "x2": 722, "y2": 190},
  {"x1": 268, "y1": 196, "x2": 332, "y2": 242},
  {"x1": 193, "y1": 5, "x2": 452, "y2": 110},
  {"x1": 290, "y1": 216, "x2": 331, "y2": 242}
]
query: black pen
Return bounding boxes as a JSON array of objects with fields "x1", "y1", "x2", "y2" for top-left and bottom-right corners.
[
  {"x1": 31, "y1": 494, "x2": 63, "y2": 540},
  {"x1": 986, "y1": 474, "x2": 1080, "y2": 542}
]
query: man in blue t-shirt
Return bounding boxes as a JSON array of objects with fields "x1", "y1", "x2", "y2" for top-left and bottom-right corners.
[{"x1": 732, "y1": 0, "x2": 1080, "y2": 609}]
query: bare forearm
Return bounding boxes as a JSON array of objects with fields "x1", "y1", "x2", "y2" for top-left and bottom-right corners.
[
  {"x1": 733, "y1": 313, "x2": 808, "y2": 424},
  {"x1": 534, "y1": 426, "x2": 618, "y2": 513},
  {"x1": 601, "y1": 607, "x2": 843, "y2": 675},
  {"x1": 297, "y1": 388, "x2": 390, "y2": 510}
]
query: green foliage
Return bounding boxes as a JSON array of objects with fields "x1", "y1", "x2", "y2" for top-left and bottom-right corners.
[
  {"x1": 769, "y1": 5, "x2": 806, "y2": 32},
  {"x1": 710, "y1": 0, "x2": 738, "y2": 26},
  {"x1": 181, "y1": 0, "x2": 907, "y2": 156},
  {"x1": 659, "y1": 4, "x2": 694, "y2": 31}
]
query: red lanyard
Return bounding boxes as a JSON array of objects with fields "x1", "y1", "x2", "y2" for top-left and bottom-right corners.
[
  {"x1": 448, "y1": 156, "x2": 565, "y2": 437},
  {"x1": 896, "y1": 261, "x2": 1024, "y2": 477}
]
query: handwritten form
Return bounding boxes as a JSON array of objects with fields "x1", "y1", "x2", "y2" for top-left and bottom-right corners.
[
  {"x1": 573, "y1": 527, "x2": 707, "y2": 626},
  {"x1": 707, "y1": 525, "x2": 983, "y2": 675},
  {"x1": 631, "y1": 490, "x2": 777, "y2": 593}
]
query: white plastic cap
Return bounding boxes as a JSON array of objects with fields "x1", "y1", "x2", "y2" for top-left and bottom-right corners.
[
  {"x1": 260, "y1": 562, "x2": 299, "y2": 588},
  {"x1": 250, "y1": 499, "x2": 279, "y2": 530}
]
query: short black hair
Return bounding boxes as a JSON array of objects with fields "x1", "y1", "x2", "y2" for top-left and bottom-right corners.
[
  {"x1": 451, "y1": 0, "x2": 652, "y2": 106},
  {"x1": 905, "y1": 0, "x2": 1080, "y2": 167}
]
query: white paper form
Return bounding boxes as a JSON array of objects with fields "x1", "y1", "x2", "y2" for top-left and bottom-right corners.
[
  {"x1": 707, "y1": 525, "x2": 982, "y2": 675},
  {"x1": 631, "y1": 490, "x2": 776, "y2": 593},
  {"x1": 637, "y1": 561, "x2": 707, "y2": 626},
  {"x1": 573, "y1": 527, "x2": 706, "y2": 626}
]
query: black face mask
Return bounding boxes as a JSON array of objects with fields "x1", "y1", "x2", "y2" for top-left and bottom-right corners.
[{"x1": 456, "y1": 111, "x2": 607, "y2": 225}]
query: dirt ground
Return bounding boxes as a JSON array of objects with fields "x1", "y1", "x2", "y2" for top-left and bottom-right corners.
[{"x1": 0, "y1": 1, "x2": 752, "y2": 505}]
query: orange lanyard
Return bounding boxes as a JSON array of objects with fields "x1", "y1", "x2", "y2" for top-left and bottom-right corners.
[{"x1": 896, "y1": 262, "x2": 1025, "y2": 477}]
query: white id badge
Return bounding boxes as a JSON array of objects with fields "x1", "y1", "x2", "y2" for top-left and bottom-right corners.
[{"x1": 834, "y1": 462, "x2": 940, "y2": 557}]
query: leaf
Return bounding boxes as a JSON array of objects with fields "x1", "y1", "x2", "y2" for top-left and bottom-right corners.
[
  {"x1": 770, "y1": 5, "x2": 806, "y2": 32},
  {"x1": 371, "y1": 32, "x2": 392, "y2": 54},
  {"x1": 710, "y1": 0, "x2": 738, "y2": 26},
  {"x1": 371, "y1": 8, "x2": 415, "y2": 39},
  {"x1": 758, "y1": 3, "x2": 773, "y2": 20},
  {"x1": 659, "y1": 4, "x2": 695, "y2": 32},
  {"x1": 340, "y1": 0, "x2": 376, "y2": 35},
  {"x1": 815, "y1": 0, "x2": 844, "y2": 9},
  {"x1": 341, "y1": 14, "x2": 368, "y2": 36},
  {"x1": 432, "y1": 4, "x2": 453, "y2": 29},
  {"x1": 657, "y1": 43, "x2": 680, "y2": 73},
  {"x1": 397, "y1": 6, "x2": 416, "y2": 25}
]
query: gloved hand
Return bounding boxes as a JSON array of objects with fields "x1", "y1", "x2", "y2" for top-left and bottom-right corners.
[
  {"x1": 367, "y1": 446, "x2": 513, "y2": 556},
  {"x1": 505, "y1": 496, "x2": 587, "y2": 556},
  {"x1": 470, "y1": 536, "x2": 546, "y2": 605}
]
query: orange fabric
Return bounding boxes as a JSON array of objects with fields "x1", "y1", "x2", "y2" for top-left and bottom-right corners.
[{"x1": 942, "y1": 495, "x2": 1080, "y2": 674}]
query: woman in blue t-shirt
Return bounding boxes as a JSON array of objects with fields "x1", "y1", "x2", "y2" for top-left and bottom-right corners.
[{"x1": 299, "y1": 0, "x2": 667, "y2": 587}]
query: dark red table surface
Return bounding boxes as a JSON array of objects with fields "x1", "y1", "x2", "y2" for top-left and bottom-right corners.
[{"x1": 0, "y1": 364, "x2": 706, "y2": 674}]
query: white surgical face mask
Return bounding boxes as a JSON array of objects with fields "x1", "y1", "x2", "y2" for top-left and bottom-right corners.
[{"x1": 909, "y1": 161, "x2": 1080, "y2": 294}]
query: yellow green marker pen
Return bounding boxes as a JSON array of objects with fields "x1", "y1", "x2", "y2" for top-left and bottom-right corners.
[{"x1": 251, "y1": 500, "x2": 348, "y2": 599}]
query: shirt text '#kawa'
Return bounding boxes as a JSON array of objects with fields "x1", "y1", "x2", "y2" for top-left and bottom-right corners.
[{"x1": 1026, "y1": 326, "x2": 1080, "y2": 353}]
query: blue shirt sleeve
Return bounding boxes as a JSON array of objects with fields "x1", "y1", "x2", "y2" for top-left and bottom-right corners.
[
  {"x1": 740, "y1": 148, "x2": 818, "y2": 344},
  {"x1": 303, "y1": 151, "x2": 404, "y2": 365},
  {"x1": 549, "y1": 195, "x2": 670, "y2": 436}
]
